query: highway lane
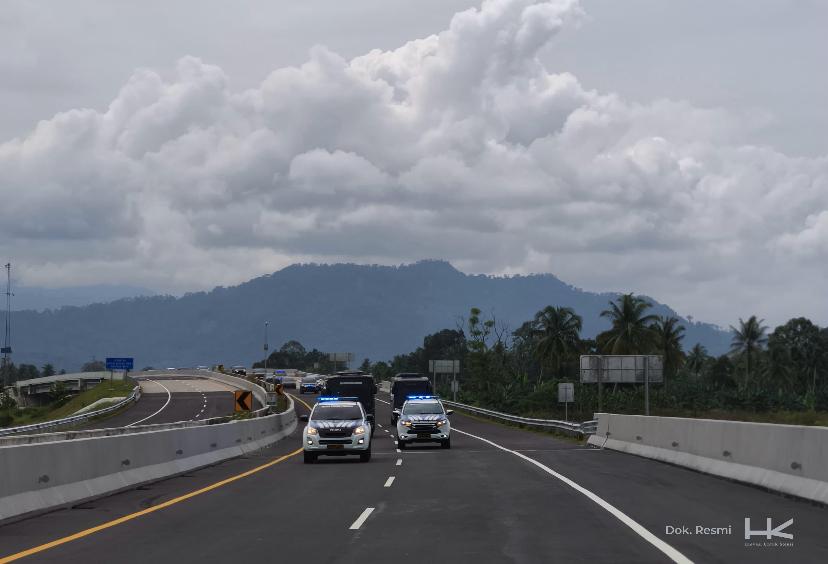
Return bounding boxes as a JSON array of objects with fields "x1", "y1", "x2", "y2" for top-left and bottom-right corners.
[
  {"x1": 1, "y1": 394, "x2": 827, "y2": 563},
  {"x1": 442, "y1": 407, "x2": 828, "y2": 563},
  {"x1": 78, "y1": 375, "x2": 239, "y2": 429}
]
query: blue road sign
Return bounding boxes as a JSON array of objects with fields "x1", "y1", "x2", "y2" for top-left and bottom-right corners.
[{"x1": 106, "y1": 357, "x2": 134, "y2": 371}]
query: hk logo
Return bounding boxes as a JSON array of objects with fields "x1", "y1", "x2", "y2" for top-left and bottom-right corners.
[{"x1": 744, "y1": 518, "x2": 793, "y2": 540}]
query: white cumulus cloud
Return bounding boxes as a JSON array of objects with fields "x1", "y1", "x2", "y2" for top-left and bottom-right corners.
[{"x1": 0, "y1": 0, "x2": 826, "y2": 327}]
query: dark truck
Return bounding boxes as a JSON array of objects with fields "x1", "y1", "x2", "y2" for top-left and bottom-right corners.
[
  {"x1": 390, "y1": 373, "x2": 433, "y2": 424},
  {"x1": 323, "y1": 370, "x2": 378, "y2": 433}
]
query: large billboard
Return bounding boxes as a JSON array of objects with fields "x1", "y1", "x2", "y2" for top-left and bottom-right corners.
[{"x1": 579, "y1": 355, "x2": 663, "y2": 384}]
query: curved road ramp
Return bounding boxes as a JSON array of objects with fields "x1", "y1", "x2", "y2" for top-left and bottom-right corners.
[
  {"x1": 0, "y1": 395, "x2": 296, "y2": 523},
  {"x1": 588, "y1": 413, "x2": 828, "y2": 505}
]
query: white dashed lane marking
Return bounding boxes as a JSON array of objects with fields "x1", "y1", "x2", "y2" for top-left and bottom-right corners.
[
  {"x1": 349, "y1": 507, "x2": 375, "y2": 530},
  {"x1": 384, "y1": 476, "x2": 395, "y2": 488}
]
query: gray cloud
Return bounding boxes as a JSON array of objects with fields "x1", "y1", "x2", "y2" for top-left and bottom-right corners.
[{"x1": 0, "y1": 0, "x2": 826, "y2": 329}]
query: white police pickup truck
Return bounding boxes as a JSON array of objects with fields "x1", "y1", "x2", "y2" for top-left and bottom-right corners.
[
  {"x1": 300, "y1": 397, "x2": 373, "y2": 463},
  {"x1": 394, "y1": 396, "x2": 453, "y2": 450}
]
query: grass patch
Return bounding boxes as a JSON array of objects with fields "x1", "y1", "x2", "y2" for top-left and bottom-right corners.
[{"x1": 3, "y1": 380, "x2": 136, "y2": 427}]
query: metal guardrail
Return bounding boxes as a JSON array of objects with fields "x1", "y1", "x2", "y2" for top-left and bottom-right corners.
[
  {"x1": 0, "y1": 386, "x2": 142, "y2": 438},
  {"x1": 441, "y1": 399, "x2": 598, "y2": 437}
]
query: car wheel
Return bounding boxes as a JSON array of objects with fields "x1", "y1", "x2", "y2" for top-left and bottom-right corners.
[
  {"x1": 303, "y1": 451, "x2": 317, "y2": 464},
  {"x1": 441, "y1": 438, "x2": 451, "y2": 449},
  {"x1": 359, "y1": 449, "x2": 372, "y2": 462}
]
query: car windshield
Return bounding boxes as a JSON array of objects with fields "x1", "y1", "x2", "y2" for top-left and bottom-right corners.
[
  {"x1": 311, "y1": 405, "x2": 362, "y2": 420},
  {"x1": 302, "y1": 376, "x2": 318, "y2": 383},
  {"x1": 403, "y1": 402, "x2": 443, "y2": 415}
]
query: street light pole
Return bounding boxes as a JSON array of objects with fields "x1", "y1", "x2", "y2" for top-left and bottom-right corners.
[{"x1": 263, "y1": 321, "x2": 269, "y2": 373}]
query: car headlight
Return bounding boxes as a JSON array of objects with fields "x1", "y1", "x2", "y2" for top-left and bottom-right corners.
[
  {"x1": 354, "y1": 426, "x2": 366, "y2": 435},
  {"x1": 306, "y1": 427, "x2": 318, "y2": 435},
  {"x1": 402, "y1": 420, "x2": 412, "y2": 427},
  {"x1": 436, "y1": 419, "x2": 447, "y2": 427}
]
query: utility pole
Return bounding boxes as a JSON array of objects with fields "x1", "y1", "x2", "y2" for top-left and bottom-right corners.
[
  {"x1": 263, "y1": 321, "x2": 269, "y2": 373},
  {"x1": 2, "y1": 263, "x2": 12, "y2": 389}
]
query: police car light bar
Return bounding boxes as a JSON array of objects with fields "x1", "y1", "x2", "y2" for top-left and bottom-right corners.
[
  {"x1": 318, "y1": 396, "x2": 360, "y2": 402},
  {"x1": 407, "y1": 395, "x2": 438, "y2": 400}
]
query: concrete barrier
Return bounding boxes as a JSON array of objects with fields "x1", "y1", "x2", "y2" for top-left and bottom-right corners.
[
  {"x1": 588, "y1": 413, "x2": 828, "y2": 504},
  {"x1": 0, "y1": 397, "x2": 297, "y2": 523},
  {"x1": 202, "y1": 370, "x2": 268, "y2": 411}
]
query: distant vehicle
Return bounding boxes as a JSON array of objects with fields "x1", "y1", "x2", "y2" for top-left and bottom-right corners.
[
  {"x1": 196, "y1": 366, "x2": 209, "y2": 370},
  {"x1": 299, "y1": 375, "x2": 321, "y2": 394},
  {"x1": 300, "y1": 397, "x2": 373, "y2": 463},
  {"x1": 395, "y1": 396, "x2": 453, "y2": 450},
  {"x1": 166, "y1": 367, "x2": 176, "y2": 371},
  {"x1": 323, "y1": 371, "x2": 377, "y2": 431},
  {"x1": 390, "y1": 374, "x2": 433, "y2": 424},
  {"x1": 231, "y1": 366, "x2": 247, "y2": 376}
]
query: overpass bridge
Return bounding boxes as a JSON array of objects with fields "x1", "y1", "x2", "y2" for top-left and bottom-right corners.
[{"x1": 9, "y1": 371, "x2": 124, "y2": 405}]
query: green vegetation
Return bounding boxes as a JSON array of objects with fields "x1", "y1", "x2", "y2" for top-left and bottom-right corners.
[
  {"x1": 1, "y1": 379, "x2": 135, "y2": 428},
  {"x1": 373, "y1": 297, "x2": 828, "y2": 426}
]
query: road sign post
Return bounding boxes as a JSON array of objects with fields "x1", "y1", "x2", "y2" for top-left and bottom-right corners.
[
  {"x1": 580, "y1": 355, "x2": 662, "y2": 415},
  {"x1": 105, "y1": 358, "x2": 133, "y2": 387},
  {"x1": 328, "y1": 352, "x2": 354, "y2": 374},
  {"x1": 429, "y1": 360, "x2": 460, "y2": 397},
  {"x1": 644, "y1": 359, "x2": 650, "y2": 416},
  {"x1": 234, "y1": 390, "x2": 253, "y2": 412},
  {"x1": 558, "y1": 383, "x2": 574, "y2": 422}
]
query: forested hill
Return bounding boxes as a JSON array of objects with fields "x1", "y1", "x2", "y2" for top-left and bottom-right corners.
[{"x1": 10, "y1": 260, "x2": 730, "y2": 370}]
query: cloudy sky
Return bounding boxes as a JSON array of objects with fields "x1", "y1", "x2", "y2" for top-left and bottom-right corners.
[{"x1": 1, "y1": 0, "x2": 826, "y2": 328}]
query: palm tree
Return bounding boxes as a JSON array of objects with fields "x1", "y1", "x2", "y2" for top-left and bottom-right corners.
[
  {"x1": 685, "y1": 343, "x2": 708, "y2": 377},
  {"x1": 532, "y1": 306, "x2": 583, "y2": 384},
  {"x1": 599, "y1": 294, "x2": 657, "y2": 354},
  {"x1": 651, "y1": 316, "x2": 686, "y2": 380},
  {"x1": 729, "y1": 316, "x2": 768, "y2": 386}
]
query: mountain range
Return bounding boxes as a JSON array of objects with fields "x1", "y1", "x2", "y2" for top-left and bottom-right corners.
[{"x1": 6, "y1": 261, "x2": 731, "y2": 371}]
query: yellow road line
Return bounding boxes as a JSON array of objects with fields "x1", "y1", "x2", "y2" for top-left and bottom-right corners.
[
  {"x1": 0, "y1": 402, "x2": 313, "y2": 563},
  {"x1": 289, "y1": 393, "x2": 314, "y2": 411}
]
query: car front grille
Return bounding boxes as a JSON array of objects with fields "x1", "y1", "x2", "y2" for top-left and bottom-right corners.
[
  {"x1": 319, "y1": 430, "x2": 351, "y2": 438},
  {"x1": 319, "y1": 438, "x2": 351, "y2": 445}
]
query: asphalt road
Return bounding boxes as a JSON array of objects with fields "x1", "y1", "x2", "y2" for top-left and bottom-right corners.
[
  {"x1": 1, "y1": 393, "x2": 826, "y2": 563},
  {"x1": 79, "y1": 375, "x2": 240, "y2": 429}
]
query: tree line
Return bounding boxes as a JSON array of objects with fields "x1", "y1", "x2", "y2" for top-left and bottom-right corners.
[{"x1": 368, "y1": 294, "x2": 828, "y2": 420}]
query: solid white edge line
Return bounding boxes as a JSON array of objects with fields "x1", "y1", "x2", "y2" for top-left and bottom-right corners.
[
  {"x1": 376, "y1": 398, "x2": 390, "y2": 405},
  {"x1": 126, "y1": 380, "x2": 172, "y2": 427},
  {"x1": 384, "y1": 476, "x2": 395, "y2": 488},
  {"x1": 452, "y1": 428, "x2": 693, "y2": 564},
  {"x1": 349, "y1": 507, "x2": 375, "y2": 530}
]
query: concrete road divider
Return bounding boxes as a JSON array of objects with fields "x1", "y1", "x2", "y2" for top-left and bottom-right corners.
[
  {"x1": 588, "y1": 413, "x2": 828, "y2": 504},
  {"x1": 0, "y1": 396, "x2": 297, "y2": 523}
]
